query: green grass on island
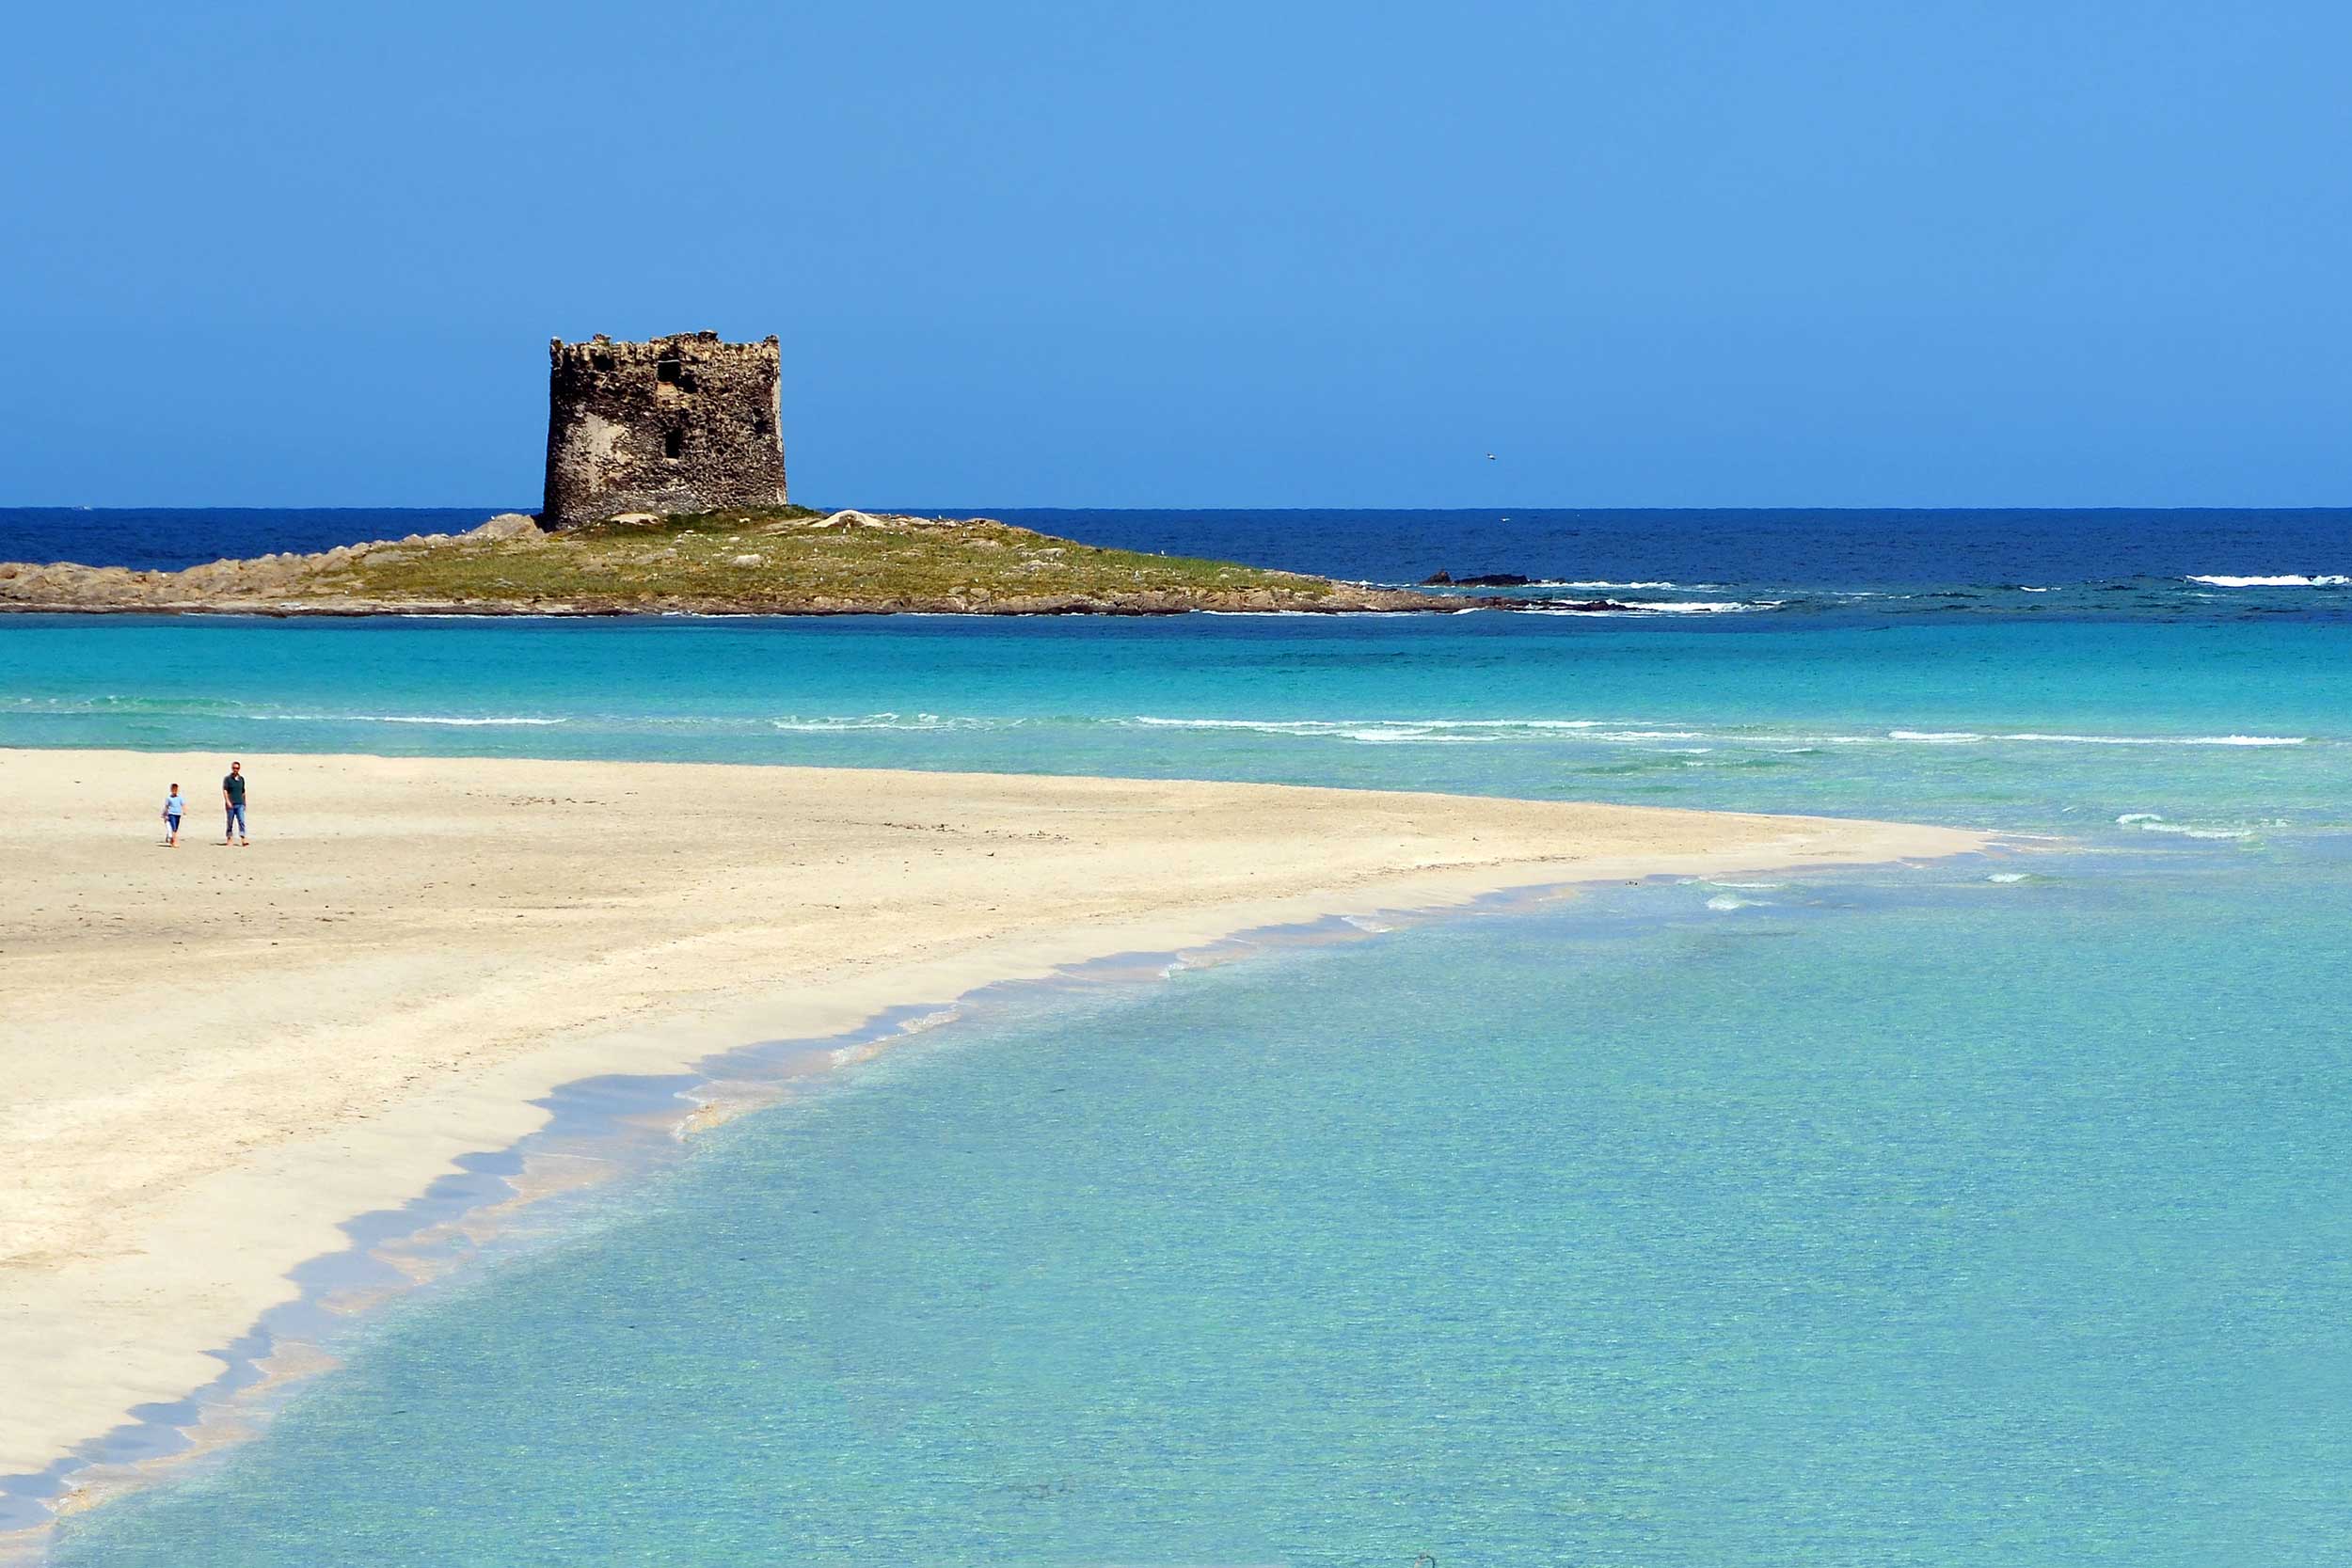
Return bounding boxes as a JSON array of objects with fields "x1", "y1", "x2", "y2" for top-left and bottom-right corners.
[{"x1": 321, "y1": 508, "x2": 1357, "y2": 612}]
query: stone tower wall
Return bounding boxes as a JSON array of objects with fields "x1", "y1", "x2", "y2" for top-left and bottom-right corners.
[{"x1": 542, "y1": 331, "x2": 787, "y2": 529}]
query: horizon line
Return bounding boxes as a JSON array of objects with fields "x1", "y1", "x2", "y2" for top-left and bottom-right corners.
[{"x1": 6, "y1": 501, "x2": 2350, "y2": 515}]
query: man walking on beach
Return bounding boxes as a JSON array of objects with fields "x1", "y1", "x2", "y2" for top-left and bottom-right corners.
[{"x1": 222, "y1": 760, "x2": 249, "y2": 847}]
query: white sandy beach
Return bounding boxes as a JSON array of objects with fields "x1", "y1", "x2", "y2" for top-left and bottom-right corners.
[{"x1": 0, "y1": 747, "x2": 1983, "y2": 1484}]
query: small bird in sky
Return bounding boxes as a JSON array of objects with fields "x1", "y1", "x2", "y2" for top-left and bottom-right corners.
[{"x1": 1485, "y1": 452, "x2": 1498, "y2": 461}]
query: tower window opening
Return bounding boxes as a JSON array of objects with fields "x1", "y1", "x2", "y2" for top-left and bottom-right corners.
[
  {"x1": 663, "y1": 428, "x2": 684, "y2": 458},
  {"x1": 753, "y1": 413, "x2": 771, "y2": 436},
  {"x1": 657, "y1": 356, "x2": 682, "y2": 385},
  {"x1": 590, "y1": 351, "x2": 615, "y2": 372}
]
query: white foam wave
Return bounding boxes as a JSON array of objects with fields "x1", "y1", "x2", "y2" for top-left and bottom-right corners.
[
  {"x1": 1987, "y1": 873, "x2": 2034, "y2": 883},
  {"x1": 1551, "y1": 579, "x2": 1683, "y2": 589},
  {"x1": 1705, "y1": 894, "x2": 1762, "y2": 911},
  {"x1": 767, "y1": 712, "x2": 987, "y2": 733},
  {"x1": 1133, "y1": 716, "x2": 1619, "y2": 737},
  {"x1": 2010, "y1": 733, "x2": 2306, "y2": 747},
  {"x1": 1352, "y1": 729, "x2": 1485, "y2": 745},
  {"x1": 2185, "y1": 574, "x2": 2350, "y2": 588},
  {"x1": 1892, "y1": 730, "x2": 2306, "y2": 748},
  {"x1": 364, "y1": 715, "x2": 570, "y2": 726},
  {"x1": 2115, "y1": 813, "x2": 2254, "y2": 840}
]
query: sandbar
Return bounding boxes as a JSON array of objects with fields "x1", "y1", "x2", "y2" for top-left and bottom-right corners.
[{"x1": 0, "y1": 747, "x2": 1984, "y2": 1483}]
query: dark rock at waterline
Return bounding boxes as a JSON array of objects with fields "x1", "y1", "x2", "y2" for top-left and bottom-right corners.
[
  {"x1": 1422, "y1": 571, "x2": 1534, "y2": 587},
  {"x1": 1479, "y1": 596, "x2": 1630, "y2": 613}
]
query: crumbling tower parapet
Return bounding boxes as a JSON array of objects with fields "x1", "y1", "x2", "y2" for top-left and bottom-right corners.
[{"x1": 542, "y1": 331, "x2": 786, "y2": 529}]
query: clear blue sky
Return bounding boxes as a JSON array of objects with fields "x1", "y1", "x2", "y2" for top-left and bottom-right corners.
[{"x1": 3, "y1": 1, "x2": 2345, "y2": 507}]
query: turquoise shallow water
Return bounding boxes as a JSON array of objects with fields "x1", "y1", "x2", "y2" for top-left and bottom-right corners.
[
  {"x1": 43, "y1": 859, "x2": 2352, "y2": 1566},
  {"x1": 5, "y1": 613, "x2": 2349, "y2": 836},
  {"x1": 9, "y1": 607, "x2": 2351, "y2": 1564}
]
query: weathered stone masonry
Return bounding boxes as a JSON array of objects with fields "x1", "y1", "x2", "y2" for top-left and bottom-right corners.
[{"x1": 542, "y1": 332, "x2": 787, "y2": 529}]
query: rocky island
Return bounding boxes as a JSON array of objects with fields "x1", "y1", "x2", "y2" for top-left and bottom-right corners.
[{"x1": 0, "y1": 507, "x2": 1471, "y2": 617}]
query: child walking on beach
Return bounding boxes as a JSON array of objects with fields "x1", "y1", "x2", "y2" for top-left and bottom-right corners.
[{"x1": 162, "y1": 784, "x2": 184, "y2": 847}]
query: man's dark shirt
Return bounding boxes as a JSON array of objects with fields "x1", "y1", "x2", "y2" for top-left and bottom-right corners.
[{"x1": 223, "y1": 772, "x2": 246, "y2": 807}]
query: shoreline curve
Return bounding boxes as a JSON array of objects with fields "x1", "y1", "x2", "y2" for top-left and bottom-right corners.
[{"x1": 0, "y1": 747, "x2": 1991, "y2": 1542}]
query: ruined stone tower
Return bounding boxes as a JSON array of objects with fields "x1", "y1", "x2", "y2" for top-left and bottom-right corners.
[{"x1": 541, "y1": 332, "x2": 787, "y2": 529}]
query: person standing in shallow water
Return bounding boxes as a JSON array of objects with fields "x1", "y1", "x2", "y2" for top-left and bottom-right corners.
[
  {"x1": 221, "y1": 761, "x2": 249, "y2": 847},
  {"x1": 161, "y1": 783, "x2": 183, "y2": 847}
]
